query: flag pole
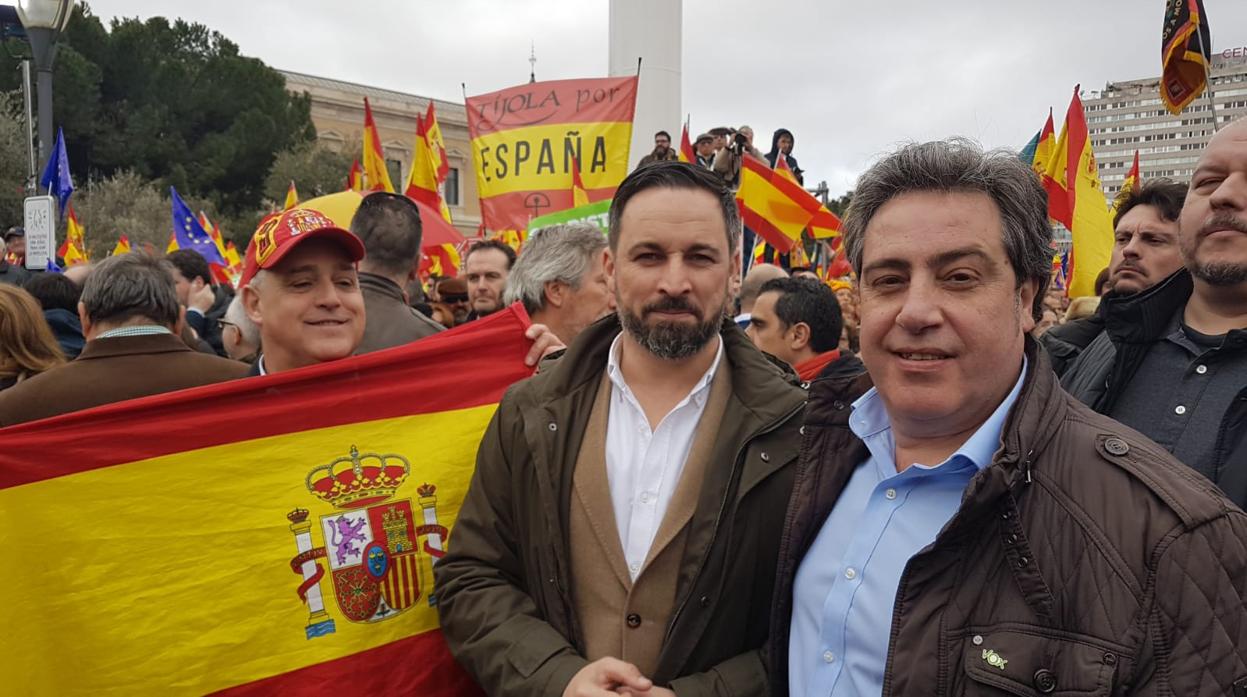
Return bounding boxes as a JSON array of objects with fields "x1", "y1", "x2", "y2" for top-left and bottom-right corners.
[{"x1": 1193, "y1": 19, "x2": 1219, "y2": 132}]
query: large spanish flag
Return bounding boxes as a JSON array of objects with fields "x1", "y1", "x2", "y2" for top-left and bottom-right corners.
[
  {"x1": 0, "y1": 307, "x2": 538, "y2": 695},
  {"x1": 466, "y1": 76, "x2": 638, "y2": 230}
]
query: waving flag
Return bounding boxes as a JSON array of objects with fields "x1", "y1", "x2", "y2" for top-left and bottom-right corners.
[
  {"x1": 363, "y1": 98, "x2": 396, "y2": 193},
  {"x1": 39, "y1": 127, "x2": 74, "y2": 216},
  {"x1": 424, "y1": 102, "x2": 451, "y2": 183},
  {"x1": 1050, "y1": 87, "x2": 1114, "y2": 297},
  {"x1": 1161, "y1": 0, "x2": 1212, "y2": 115},
  {"x1": 111, "y1": 235, "x2": 131, "y2": 256},
  {"x1": 405, "y1": 114, "x2": 453, "y2": 223},
  {"x1": 1113, "y1": 151, "x2": 1141, "y2": 213},
  {"x1": 57, "y1": 204, "x2": 88, "y2": 266},
  {"x1": 678, "y1": 121, "x2": 694, "y2": 163},
  {"x1": 0, "y1": 307, "x2": 537, "y2": 695},
  {"x1": 466, "y1": 76, "x2": 638, "y2": 230},
  {"x1": 347, "y1": 160, "x2": 365, "y2": 192},
  {"x1": 170, "y1": 187, "x2": 227, "y2": 267},
  {"x1": 284, "y1": 181, "x2": 300, "y2": 211}
]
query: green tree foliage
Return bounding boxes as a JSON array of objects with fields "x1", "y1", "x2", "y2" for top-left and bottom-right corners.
[
  {"x1": 0, "y1": 3, "x2": 314, "y2": 218},
  {"x1": 0, "y1": 93, "x2": 30, "y2": 228},
  {"x1": 264, "y1": 140, "x2": 354, "y2": 206}
]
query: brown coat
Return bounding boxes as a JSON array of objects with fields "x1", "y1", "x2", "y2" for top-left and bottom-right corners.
[
  {"x1": 356, "y1": 272, "x2": 444, "y2": 355},
  {"x1": 435, "y1": 315, "x2": 807, "y2": 697},
  {"x1": 0, "y1": 333, "x2": 248, "y2": 426},
  {"x1": 768, "y1": 340, "x2": 1247, "y2": 696},
  {"x1": 570, "y1": 365, "x2": 732, "y2": 677}
]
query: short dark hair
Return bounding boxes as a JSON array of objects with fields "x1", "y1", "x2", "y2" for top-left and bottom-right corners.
[
  {"x1": 1111, "y1": 178, "x2": 1187, "y2": 229},
  {"x1": 608, "y1": 160, "x2": 741, "y2": 253},
  {"x1": 80, "y1": 253, "x2": 181, "y2": 327},
  {"x1": 465, "y1": 239, "x2": 517, "y2": 270},
  {"x1": 708, "y1": 127, "x2": 732, "y2": 137},
  {"x1": 351, "y1": 192, "x2": 423, "y2": 276},
  {"x1": 843, "y1": 139, "x2": 1053, "y2": 321},
  {"x1": 655, "y1": 130, "x2": 671, "y2": 141},
  {"x1": 23, "y1": 272, "x2": 81, "y2": 313},
  {"x1": 166, "y1": 248, "x2": 213, "y2": 286},
  {"x1": 759, "y1": 277, "x2": 843, "y2": 353}
]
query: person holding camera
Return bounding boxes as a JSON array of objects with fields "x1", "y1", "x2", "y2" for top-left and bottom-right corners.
[
  {"x1": 635, "y1": 130, "x2": 680, "y2": 169},
  {"x1": 711, "y1": 125, "x2": 764, "y2": 190}
]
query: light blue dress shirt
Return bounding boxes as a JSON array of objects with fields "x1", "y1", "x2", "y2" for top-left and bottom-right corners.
[{"x1": 788, "y1": 359, "x2": 1027, "y2": 697}]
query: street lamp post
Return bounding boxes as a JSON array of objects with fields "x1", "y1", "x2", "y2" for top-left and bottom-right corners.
[{"x1": 16, "y1": 0, "x2": 74, "y2": 180}]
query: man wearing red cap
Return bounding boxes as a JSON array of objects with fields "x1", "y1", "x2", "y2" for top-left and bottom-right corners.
[{"x1": 240, "y1": 209, "x2": 368, "y2": 376}]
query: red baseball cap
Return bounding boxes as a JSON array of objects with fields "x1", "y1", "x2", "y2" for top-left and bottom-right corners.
[{"x1": 240, "y1": 208, "x2": 366, "y2": 287}]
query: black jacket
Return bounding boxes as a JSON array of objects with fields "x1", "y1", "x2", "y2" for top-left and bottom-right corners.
[
  {"x1": 0, "y1": 258, "x2": 29, "y2": 286},
  {"x1": 1038, "y1": 302, "x2": 1108, "y2": 377},
  {"x1": 764, "y1": 128, "x2": 803, "y2": 184},
  {"x1": 186, "y1": 286, "x2": 232, "y2": 356},
  {"x1": 1061, "y1": 269, "x2": 1247, "y2": 507}
]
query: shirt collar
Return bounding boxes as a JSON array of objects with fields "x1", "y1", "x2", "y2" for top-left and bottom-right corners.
[
  {"x1": 606, "y1": 331, "x2": 723, "y2": 409},
  {"x1": 849, "y1": 356, "x2": 1028, "y2": 473},
  {"x1": 96, "y1": 325, "x2": 173, "y2": 340},
  {"x1": 257, "y1": 355, "x2": 268, "y2": 376}
]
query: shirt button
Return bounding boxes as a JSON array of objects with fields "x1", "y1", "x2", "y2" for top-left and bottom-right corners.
[
  {"x1": 823, "y1": 650, "x2": 836, "y2": 663},
  {"x1": 885, "y1": 488, "x2": 897, "y2": 500},
  {"x1": 629, "y1": 562, "x2": 640, "y2": 573},
  {"x1": 1175, "y1": 405, "x2": 1187, "y2": 415},
  {"x1": 844, "y1": 567, "x2": 857, "y2": 580},
  {"x1": 626, "y1": 613, "x2": 642, "y2": 628},
  {"x1": 640, "y1": 492, "x2": 651, "y2": 504},
  {"x1": 1196, "y1": 364, "x2": 1208, "y2": 375}
]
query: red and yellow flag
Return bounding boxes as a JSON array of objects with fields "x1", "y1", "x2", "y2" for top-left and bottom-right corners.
[
  {"x1": 1050, "y1": 87, "x2": 1114, "y2": 297},
  {"x1": 1161, "y1": 0, "x2": 1212, "y2": 115},
  {"x1": 571, "y1": 157, "x2": 590, "y2": 209},
  {"x1": 0, "y1": 308, "x2": 538, "y2": 695},
  {"x1": 111, "y1": 234, "x2": 131, "y2": 256},
  {"x1": 363, "y1": 97, "x2": 396, "y2": 194},
  {"x1": 737, "y1": 156, "x2": 812, "y2": 253},
  {"x1": 1032, "y1": 109, "x2": 1057, "y2": 178},
  {"x1": 347, "y1": 159, "x2": 365, "y2": 192},
  {"x1": 678, "y1": 122, "x2": 694, "y2": 164},
  {"x1": 284, "y1": 181, "x2": 300, "y2": 211},
  {"x1": 1113, "y1": 150, "x2": 1141, "y2": 213},
  {"x1": 58, "y1": 204, "x2": 88, "y2": 266},
  {"x1": 466, "y1": 76, "x2": 638, "y2": 230},
  {"x1": 421, "y1": 243, "x2": 462, "y2": 279},
  {"x1": 424, "y1": 102, "x2": 450, "y2": 183},
  {"x1": 405, "y1": 114, "x2": 453, "y2": 223}
]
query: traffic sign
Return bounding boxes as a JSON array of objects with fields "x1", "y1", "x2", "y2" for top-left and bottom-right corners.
[{"x1": 23, "y1": 195, "x2": 55, "y2": 271}]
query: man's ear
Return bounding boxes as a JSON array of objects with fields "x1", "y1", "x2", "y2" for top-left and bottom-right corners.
[
  {"x1": 78, "y1": 301, "x2": 93, "y2": 340},
  {"x1": 790, "y1": 322, "x2": 812, "y2": 352},
  {"x1": 543, "y1": 280, "x2": 567, "y2": 309},
  {"x1": 1019, "y1": 278, "x2": 1040, "y2": 334},
  {"x1": 242, "y1": 284, "x2": 263, "y2": 326}
]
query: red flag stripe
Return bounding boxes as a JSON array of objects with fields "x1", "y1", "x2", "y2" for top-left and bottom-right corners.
[{"x1": 0, "y1": 306, "x2": 534, "y2": 490}]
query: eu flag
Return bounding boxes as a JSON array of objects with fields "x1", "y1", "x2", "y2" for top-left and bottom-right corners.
[
  {"x1": 169, "y1": 187, "x2": 226, "y2": 267},
  {"x1": 39, "y1": 128, "x2": 74, "y2": 216}
]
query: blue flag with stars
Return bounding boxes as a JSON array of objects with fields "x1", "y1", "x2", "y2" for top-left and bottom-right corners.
[
  {"x1": 169, "y1": 187, "x2": 226, "y2": 266},
  {"x1": 45, "y1": 258, "x2": 63, "y2": 273},
  {"x1": 39, "y1": 127, "x2": 74, "y2": 216}
]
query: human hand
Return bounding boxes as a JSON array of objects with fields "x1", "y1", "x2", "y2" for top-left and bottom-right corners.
[
  {"x1": 524, "y1": 323, "x2": 566, "y2": 367},
  {"x1": 617, "y1": 686, "x2": 675, "y2": 696},
  {"x1": 562, "y1": 657, "x2": 652, "y2": 697},
  {"x1": 189, "y1": 284, "x2": 215, "y2": 313}
]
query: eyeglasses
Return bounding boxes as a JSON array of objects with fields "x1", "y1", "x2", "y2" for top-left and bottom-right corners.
[
  {"x1": 441, "y1": 294, "x2": 469, "y2": 304},
  {"x1": 217, "y1": 319, "x2": 238, "y2": 332}
]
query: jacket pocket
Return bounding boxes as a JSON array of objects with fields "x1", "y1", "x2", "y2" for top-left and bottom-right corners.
[{"x1": 957, "y1": 624, "x2": 1125, "y2": 696}]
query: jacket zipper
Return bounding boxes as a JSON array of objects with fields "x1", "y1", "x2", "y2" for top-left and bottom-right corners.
[{"x1": 663, "y1": 399, "x2": 807, "y2": 644}]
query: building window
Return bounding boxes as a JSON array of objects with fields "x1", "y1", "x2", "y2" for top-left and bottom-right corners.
[
  {"x1": 387, "y1": 159, "x2": 403, "y2": 188},
  {"x1": 445, "y1": 167, "x2": 461, "y2": 207}
]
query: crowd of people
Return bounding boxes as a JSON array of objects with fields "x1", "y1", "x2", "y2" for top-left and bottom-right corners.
[{"x1": 1, "y1": 115, "x2": 1246, "y2": 694}]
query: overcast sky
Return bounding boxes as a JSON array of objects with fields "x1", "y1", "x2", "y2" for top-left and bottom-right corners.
[{"x1": 86, "y1": 0, "x2": 1247, "y2": 195}]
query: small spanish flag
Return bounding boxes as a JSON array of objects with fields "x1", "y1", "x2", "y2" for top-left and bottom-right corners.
[
  {"x1": 571, "y1": 158, "x2": 590, "y2": 209},
  {"x1": 1161, "y1": 0, "x2": 1212, "y2": 115},
  {"x1": 678, "y1": 121, "x2": 695, "y2": 164},
  {"x1": 111, "y1": 234, "x2": 131, "y2": 256},
  {"x1": 284, "y1": 181, "x2": 299, "y2": 210}
]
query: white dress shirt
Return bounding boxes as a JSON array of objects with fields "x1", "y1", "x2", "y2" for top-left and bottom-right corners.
[{"x1": 604, "y1": 333, "x2": 724, "y2": 580}]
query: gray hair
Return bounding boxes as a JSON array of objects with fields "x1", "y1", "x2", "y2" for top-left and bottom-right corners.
[
  {"x1": 842, "y1": 138, "x2": 1052, "y2": 320},
  {"x1": 80, "y1": 252, "x2": 181, "y2": 327},
  {"x1": 503, "y1": 223, "x2": 608, "y2": 315},
  {"x1": 224, "y1": 294, "x2": 261, "y2": 347}
]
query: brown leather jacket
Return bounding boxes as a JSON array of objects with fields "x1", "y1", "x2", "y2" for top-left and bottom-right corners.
[
  {"x1": 769, "y1": 341, "x2": 1247, "y2": 696},
  {"x1": 436, "y1": 315, "x2": 807, "y2": 697}
]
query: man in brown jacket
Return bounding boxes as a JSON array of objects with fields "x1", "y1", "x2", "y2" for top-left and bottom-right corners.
[
  {"x1": 771, "y1": 139, "x2": 1247, "y2": 696},
  {"x1": 350, "y1": 192, "x2": 444, "y2": 354},
  {"x1": 437, "y1": 161, "x2": 807, "y2": 697},
  {"x1": 0, "y1": 253, "x2": 247, "y2": 426}
]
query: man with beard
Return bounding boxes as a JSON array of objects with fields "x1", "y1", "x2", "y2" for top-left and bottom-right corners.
[
  {"x1": 1041, "y1": 179, "x2": 1186, "y2": 374},
  {"x1": 436, "y1": 161, "x2": 807, "y2": 697},
  {"x1": 1062, "y1": 117, "x2": 1247, "y2": 507}
]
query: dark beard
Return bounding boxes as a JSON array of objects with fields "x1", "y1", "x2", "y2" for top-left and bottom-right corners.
[
  {"x1": 1191, "y1": 260, "x2": 1247, "y2": 286},
  {"x1": 619, "y1": 294, "x2": 722, "y2": 360}
]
